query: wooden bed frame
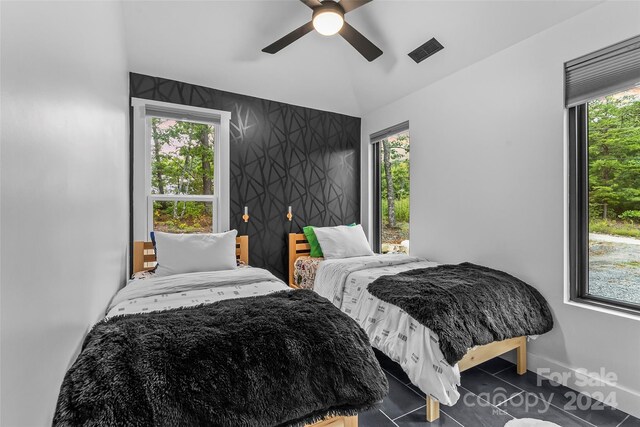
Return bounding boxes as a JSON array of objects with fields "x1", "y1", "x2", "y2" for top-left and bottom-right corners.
[
  {"x1": 132, "y1": 236, "x2": 249, "y2": 273},
  {"x1": 288, "y1": 232, "x2": 527, "y2": 422},
  {"x1": 132, "y1": 235, "x2": 358, "y2": 427}
]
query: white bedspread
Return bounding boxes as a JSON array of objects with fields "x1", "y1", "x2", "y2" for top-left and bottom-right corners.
[
  {"x1": 106, "y1": 267, "x2": 288, "y2": 319},
  {"x1": 314, "y1": 255, "x2": 461, "y2": 406}
]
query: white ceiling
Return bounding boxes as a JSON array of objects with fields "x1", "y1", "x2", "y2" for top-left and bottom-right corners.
[{"x1": 122, "y1": 0, "x2": 600, "y2": 117}]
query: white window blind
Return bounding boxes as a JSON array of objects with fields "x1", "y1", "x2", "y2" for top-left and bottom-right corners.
[
  {"x1": 370, "y1": 121, "x2": 409, "y2": 143},
  {"x1": 144, "y1": 105, "x2": 221, "y2": 124},
  {"x1": 565, "y1": 34, "x2": 640, "y2": 107}
]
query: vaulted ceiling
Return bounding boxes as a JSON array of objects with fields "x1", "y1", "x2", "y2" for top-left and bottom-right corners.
[{"x1": 122, "y1": 0, "x2": 600, "y2": 116}]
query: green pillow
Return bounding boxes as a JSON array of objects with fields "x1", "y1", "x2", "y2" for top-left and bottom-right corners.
[{"x1": 303, "y1": 224, "x2": 356, "y2": 258}]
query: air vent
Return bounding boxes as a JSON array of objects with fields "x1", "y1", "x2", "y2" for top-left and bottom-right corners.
[{"x1": 408, "y1": 38, "x2": 444, "y2": 64}]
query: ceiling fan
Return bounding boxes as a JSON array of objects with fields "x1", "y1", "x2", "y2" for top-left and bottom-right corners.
[{"x1": 262, "y1": 0, "x2": 382, "y2": 62}]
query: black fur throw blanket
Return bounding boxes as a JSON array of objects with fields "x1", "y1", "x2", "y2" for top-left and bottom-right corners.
[
  {"x1": 367, "y1": 263, "x2": 553, "y2": 365},
  {"x1": 54, "y1": 290, "x2": 388, "y2": 427}
]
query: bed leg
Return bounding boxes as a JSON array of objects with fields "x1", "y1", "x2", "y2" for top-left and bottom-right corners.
[
  {"x1": 426, "y1": 396, "x2": 440, "y2": 422},
  {"x1": 344, "y1": 415, "x2": 358, "y2": 427},
  {"x1": 516, "y1": 337, "x2": 527, "y2": 375}
]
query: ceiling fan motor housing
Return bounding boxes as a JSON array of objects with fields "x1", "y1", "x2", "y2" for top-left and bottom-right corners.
[{"x1": 313, "y1": 1, "x2": 345, "y2": 20}]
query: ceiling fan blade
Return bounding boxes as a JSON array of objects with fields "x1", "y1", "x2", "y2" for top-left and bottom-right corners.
[
  {"x1": 339, "y1": 0, "x2": 372, "y2": 13},
  {"x1": 262, "y1": 21, "x2": 315, "y2": 54},
  {"x1": 339, "y1": 22, "x2": 382, "y2": 61},
  {"x1": 300, "y1": 0, "x2": 322, "y2": 9}
]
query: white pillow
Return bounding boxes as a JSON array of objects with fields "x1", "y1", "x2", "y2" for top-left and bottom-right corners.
[
  {"x1": 313, "y1": 224, "x2": 374, "y2": 259},
  {"x1": 153, "y1": 230, "x2": 238, "y2": 276}
]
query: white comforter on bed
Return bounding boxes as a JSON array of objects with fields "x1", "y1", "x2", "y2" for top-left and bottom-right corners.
[
  {"x1": 106, "y1": 267, "x2": 288, "y2": 319},
  {"x1": 314, "y1": 254, "x2": 461, "y2": 406}
]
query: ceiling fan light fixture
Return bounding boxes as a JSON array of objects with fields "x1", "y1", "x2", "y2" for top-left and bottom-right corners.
[
  {"x1": 312, "y1": 3, "x2": 344, "y2": 36},
  {"x1": 262, "y1": 0, "x2": 382, "y2": 61}
]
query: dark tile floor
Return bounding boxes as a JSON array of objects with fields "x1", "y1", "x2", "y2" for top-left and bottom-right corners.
[{"x1": 362, "y1": 350, "x2": 638, "y2": 427}]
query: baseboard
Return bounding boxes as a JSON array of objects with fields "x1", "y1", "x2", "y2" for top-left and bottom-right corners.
[{"x1": 506, "y1": 351, "x2": 640, "y2": 419}]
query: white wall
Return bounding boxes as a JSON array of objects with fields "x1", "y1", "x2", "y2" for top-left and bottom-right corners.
[
  {"x1": 362, "y1": 1, "x2": 640, "y2": 417},
  {"x1": 0, "y1": 2, "x2": 129, "y2": 425}
]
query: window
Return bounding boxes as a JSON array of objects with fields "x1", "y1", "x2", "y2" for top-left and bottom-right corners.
[
  {"x1": 371, "y1": 122, "x2": 410, "y2": 254},
  {"x1": 567, "y1": 35, "x2": 640, "y2": 313},
  {"x1": 131, "y1": 99, "x2": 230, "y2": 241}
]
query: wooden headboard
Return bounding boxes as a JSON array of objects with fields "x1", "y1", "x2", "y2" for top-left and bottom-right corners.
[
  {"x1": 288, "y1": 233, "x2": 310, "y2": 287},
  {"x1": 132, "y1": 235, "x2": 249, "y2": 274}
]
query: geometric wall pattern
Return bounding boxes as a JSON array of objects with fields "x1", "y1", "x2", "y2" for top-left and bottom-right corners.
[{"x1": 130, "y1": 73, "x2": 361, "y2": 279}]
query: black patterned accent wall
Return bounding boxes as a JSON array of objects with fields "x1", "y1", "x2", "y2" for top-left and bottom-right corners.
[{"x1": 130, "y1": 73, "x2": 360, "y2": 280}]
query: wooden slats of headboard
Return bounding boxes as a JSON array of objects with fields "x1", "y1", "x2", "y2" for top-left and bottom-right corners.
[
  {"x1": 132, "y1": 236, "x2": 249, "y2": 274},
  {"x1": 288, "y1": 233, "x2": 310, "y2": 287}
]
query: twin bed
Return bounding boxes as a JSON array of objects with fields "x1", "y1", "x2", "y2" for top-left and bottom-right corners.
[
  {"x1": 54, "y1": 229, "x2": 552, "y2": 426},
  {"x1": 288, "y1": 232, "x2": 551, "y2": 422},
  {"x1": 54, "y1": 234, "x2": 387, "y2": 427}
]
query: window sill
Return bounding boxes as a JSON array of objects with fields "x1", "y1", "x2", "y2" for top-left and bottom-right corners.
[{"x1": 565, "y1": 297, "x2": 640, "y2": 322}]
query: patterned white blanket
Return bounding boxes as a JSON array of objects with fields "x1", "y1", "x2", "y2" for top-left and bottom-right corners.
[
  {"x1": 107, "y1": 267, "x2": 288, "y2": 318},
  {"x1": 314, "y1": 255, "x2": 461, "y2": 406}
]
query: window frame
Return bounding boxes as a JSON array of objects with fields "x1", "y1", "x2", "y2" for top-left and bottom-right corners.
[
  {"x1": 369, "y1": 121, "x2": 410, "y2": 254},
  {"x1": 131, "y1": 98, "x2": 231, "y2": 241},
  {"x1": 371, "y1": 141, "x2": 382, "y2": 252},
  {"x1": 568, "y1": 101, "x2": 640, "y2": 316}
]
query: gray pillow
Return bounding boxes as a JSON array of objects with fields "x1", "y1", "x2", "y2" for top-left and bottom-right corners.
[
  {"x1": 154, "y1": 230, "x2": 238, "y2": 276},
  {"x1": 313, "y1": 224, "x2": 374, "y2": 259}
]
